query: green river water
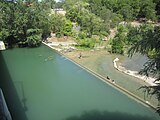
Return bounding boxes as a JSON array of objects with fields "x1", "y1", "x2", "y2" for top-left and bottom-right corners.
[{"x1": 0, "y1": 45, "x2": 160, "y2": 120}]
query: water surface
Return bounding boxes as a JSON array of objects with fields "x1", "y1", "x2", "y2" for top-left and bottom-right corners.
[{"x1": 1, "y1": 45, "x2": 160, "y2": 120}]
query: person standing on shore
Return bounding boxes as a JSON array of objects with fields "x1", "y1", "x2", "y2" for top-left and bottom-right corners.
[{"x1": 78, "y1": 52, "x2": 82, "y2": 59}]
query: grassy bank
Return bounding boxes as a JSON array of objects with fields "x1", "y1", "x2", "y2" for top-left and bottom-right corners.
[{"x1": 64, "y1": 50, "x2": 159, "y2": 107}]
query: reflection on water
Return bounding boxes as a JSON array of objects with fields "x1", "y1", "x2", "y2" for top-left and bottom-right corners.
[
  {"x1": 66, "y1": 110, "x2": 153, "y2": 120},
  {"x1": 14, "y1": 81, "x2": 28, "y2": 112},
  {"x1": 0, "y1": 52, "x2": 28, "y2": 120}
]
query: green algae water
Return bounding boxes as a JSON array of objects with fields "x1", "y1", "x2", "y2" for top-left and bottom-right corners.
[{"x1": 1, "y1": 45, "x2": 160, "y2": 120}]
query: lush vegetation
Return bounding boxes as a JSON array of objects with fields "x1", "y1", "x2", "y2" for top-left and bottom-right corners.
[
  {"x1": 85, "y1": 0, "x2": 159, "y2": 21},
  {"x1": 128, "y1": 25, "x2": 160, "y2": 114},
  {"x1": 0, "y1": 0, "x2": 50, "y2": 47},
  {"x1": 63, "y1": 0, "x2": 160, "y2": 49},
  {"x1": 1, "y1": 0, "x2": 159, "y2": 48},
  {"x1": 111, "y1": 25, "x2": 128, "y2": 54},
  {"x1": 0, "y1": 0, "x2": 72, "y2": 48}
]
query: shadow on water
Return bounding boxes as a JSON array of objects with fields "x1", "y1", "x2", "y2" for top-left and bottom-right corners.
[
  {"x1": 14, "y1": 81, "x2": 28, "y2": 112},
  {"x1": 66, "y1": 110, "x2": 154, "y2": 120},
  {"x1": 0, "y1": 51, "x2": 28, "y2": 120}
]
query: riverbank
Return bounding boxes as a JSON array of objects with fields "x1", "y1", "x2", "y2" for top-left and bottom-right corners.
[
  {"x1": 42, "y1": 42, "x2": 159, "y2": 111},
  {"x1": 113, "y1": 58, "x2": 159, "y2": 86}
]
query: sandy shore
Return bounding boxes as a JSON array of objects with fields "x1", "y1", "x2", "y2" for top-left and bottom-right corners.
[
  {"x1": 42, "y1": 41, "x2": 77, "y2": 52},
  {"x1": 113, "y1": 58, "x2": 158, "y2": 86}
]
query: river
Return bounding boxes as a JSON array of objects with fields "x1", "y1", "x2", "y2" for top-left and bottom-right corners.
[{"x1": 0, "y1": 45, "x2": 159, "y2": 120}]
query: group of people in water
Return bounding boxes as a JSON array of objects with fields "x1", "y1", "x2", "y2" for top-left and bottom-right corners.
[{"x1": 106, "y1": 76, "x2": 115, "y2": 83}]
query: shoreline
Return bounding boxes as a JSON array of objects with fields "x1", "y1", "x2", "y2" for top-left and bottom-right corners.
[
  {"x1": 42, "y1": 42, "x2": 157, "y2": 112},
  {"x1": 113, "y1": 58, "x2": 158, "y2": 86}
]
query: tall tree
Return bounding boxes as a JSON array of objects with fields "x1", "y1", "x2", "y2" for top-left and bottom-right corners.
[
  {"x1": 111, "y1": 25, "x2": 127, "y2": 54},
  {"x1": 0, "y1": 0, "x2": 51, "y2": 47},
  {"x1": 154, "y1": 0, "x2": 160, "y2": 19},
  {"x1": 138, "y1": 0, "x2": 157, "y2": 21}
]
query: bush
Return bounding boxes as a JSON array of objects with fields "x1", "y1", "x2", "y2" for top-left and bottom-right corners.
[
  {"x1": 27, "y1": 35, "x2": 41, "y2": 47},
  {"x1": 78, "y1": 31, "x2": 87, "y2": 39},
  {"x1": 26, "y1": 29, "x2": 42, "y2": 47},
  {"x1": 56, "y1": 32, "x2": 63, "y2": 38},
  {"x1": 77, "y1": 38, "x2": 96, "y2": 49}
]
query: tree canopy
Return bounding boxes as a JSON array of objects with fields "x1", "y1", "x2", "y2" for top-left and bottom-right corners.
[{"x1": 0, "y1": 0, "x2": 52, "y2": 47}]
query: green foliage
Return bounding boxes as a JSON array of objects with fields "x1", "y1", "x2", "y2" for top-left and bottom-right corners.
[
  {"x1": 51, "y1": 14, "x2": 65, "y2": 34},
  {"x1": 127, "y1": 24, "x2": 154, "y2": 46},
  {"x1": 126, "y1": 26, "x2": 142, "y2": 45},
  {"x1": 111, "y1": 25, "x2": 127, "y2": 54},
  {"x1": 51, "y1": 14, "x2": 72, "y2": 37},
  {"x1": 65, "y1": 6, "x2": 79, "y2": 22},
  {"x1": 41, "y1": 0, "x2": 56, "y2": 9},
  {"x1": 111, "y1": 34, "x2": 124, "y2": 54},
  {"x1": 77, "y1": 38, "x2": 96, "y2": 48},
  {"x1": 0, "y1": 1, "x2": 52, "y2": 48},
  {"x1": 76, "y1": 31, "x2": 95, "y2": 48},
  {"x1": 0, "y1": 29, "x2": 10, "y2": 42},
  {"x1": 78, "y1": 31, "x2": 87, "y2": 39},
  {"x1": 55, "y1": 32, "x2": 63, "y2": 38},
  {"x1": 63, "y1": 20, "x2": 73, "y2": 36},
  {"x1": 65, "y1": 0, "x2": 110, "y2": 38},
  {"x1": 154, "y1": 0, "x2": 160, "y2": 19},
  {"x1": 147, "y1": 49, "x2": 157, "y2": 58},
  {"x1": 85, "y1": 0, "x2": 157, "y2": 21},
  {"x1": 80, "y1": 13, "x2": 107, "y2": 37},
  {"x1": 26, "y1": 29, "x2": 42, "y2": 47},
  {"x1": 128, "y1": 26, "x2": 160, "y2": 114},
  {"x1": 138, "y1": 0, "x2": 157, "y2": 21}
]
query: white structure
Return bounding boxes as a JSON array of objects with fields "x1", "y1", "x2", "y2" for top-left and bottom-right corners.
[
  {"x1": 113, "y1": 58, "x2": 119, "y2": 69},
  {"x1": 0, "y1": 41, "x2": 6, "y2": 50},
  {"x1": 51, "y1": 9, "x2": 66, "y2": 16}
]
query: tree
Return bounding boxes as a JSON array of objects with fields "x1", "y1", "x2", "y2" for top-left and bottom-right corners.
[
  {"x1": 26, "y1": 29, "x2": 42, "y2": 47},
  {"x1": 130, "y1": 0, "x2": 141, "y2": 18},
  {"x1": 126, "y1": 24, "x2": 154, "y2": 45},
  {"x1": 65, "y1": 6, "x2": 79, "y2": 22},
  {"x1": 41, "y1": 0, "x2": 56, "y2": 9},
  {"x1": 0, "y1": 0, "x2": 51, "y2": 47},
  {"x1": 111, "y1": 33, "x2": 125, "y2": 54},
  {"x1": 126, "y1": 26, "x2": 142, "y2": 45},
  {"x1": 50, "y1": 14, "x2": 73, "y2": 37},
  {"x1": 128, "y1": 26, "x2": 160, "y2": 114},
  {"x1": 76, "y1": 32, "x2": 96, "y2": 48},
  {"x1": 63, "y1": 20, "x2": 73, "y2": 36},
  {"x1": 111, "y1": 25, "x2": 127, "y2": 54},
  {"x1": 117, "y1": 4, "x2": 134, "y2": 21},
  {"x1": 50, "y1": 14, "x2": 64, "y2": 37},
  {"x1": 138, "y1": 0, "x2": 157, "y2": 21},
  {"x1": 154, "y1": 0, "x2": 160, "y2": 19}
]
